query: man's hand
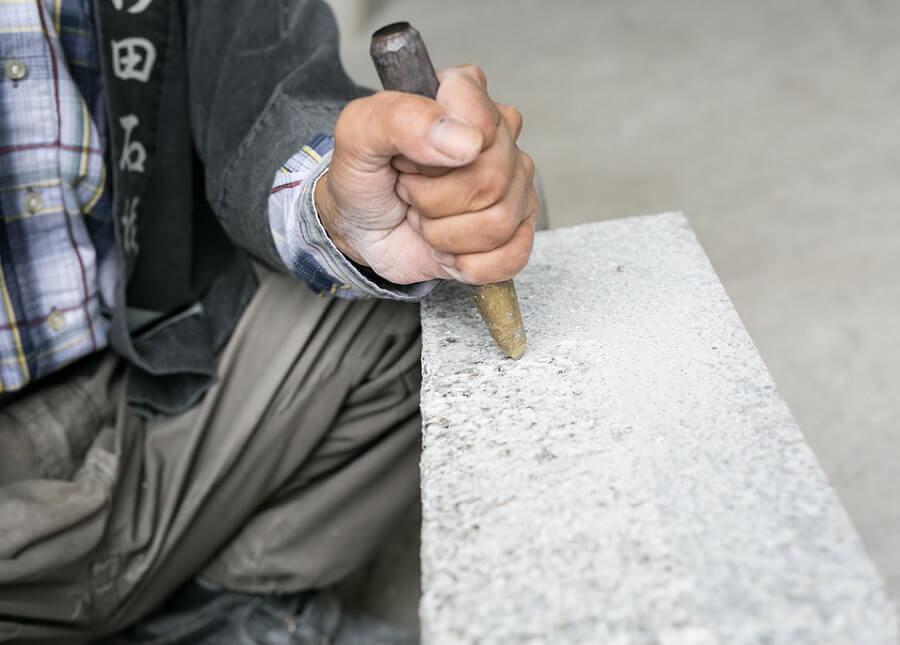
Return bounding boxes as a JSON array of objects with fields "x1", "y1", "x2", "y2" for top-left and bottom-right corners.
[{"x1": 314, "y1": 65, "x2": 539, "y2": 285}]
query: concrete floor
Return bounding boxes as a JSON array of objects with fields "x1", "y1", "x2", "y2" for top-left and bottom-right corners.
[{"x1": 329, "y1": 0, "x2": 900, "y2": 625}]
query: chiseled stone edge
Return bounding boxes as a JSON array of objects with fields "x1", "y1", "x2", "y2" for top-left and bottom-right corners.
[{"x1": 419, "y1": 213, "x2": 897, "y2": 644}]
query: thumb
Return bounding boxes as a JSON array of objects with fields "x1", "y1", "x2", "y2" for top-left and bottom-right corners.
[{"x1": 333, "y1": 91, "x2": 483, "y2": 172}]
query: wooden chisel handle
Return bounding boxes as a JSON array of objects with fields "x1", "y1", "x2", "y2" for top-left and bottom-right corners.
[{"x1": 370, "y1": 22, "x2": 527, "y2": 359}]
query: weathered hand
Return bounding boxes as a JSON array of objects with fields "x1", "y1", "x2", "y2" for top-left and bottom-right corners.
[{"x1": 315, "y1": 65, "x2": 539, "y2": 285}]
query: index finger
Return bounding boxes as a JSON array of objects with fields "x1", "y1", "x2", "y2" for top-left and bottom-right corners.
[{"x1": 435, "y1": 66, "x2": 500, "y2": 150}]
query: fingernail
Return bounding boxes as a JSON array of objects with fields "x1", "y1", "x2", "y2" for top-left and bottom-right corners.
[
  {"x1": 441, "y1": 264, "x2": 473, "y2": 284},
  {"x1": 428, "y1": 116, "x2": 482, "y2": 161},
  {"x1": 430, "y1": 248, "x2": 456, "y2": 267}
]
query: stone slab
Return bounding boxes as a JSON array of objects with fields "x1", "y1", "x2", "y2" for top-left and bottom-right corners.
[{"x1": 418, "y1": 213, "x2": 897, "y2": 644}]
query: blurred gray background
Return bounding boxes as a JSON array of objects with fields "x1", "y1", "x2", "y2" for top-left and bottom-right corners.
[{"x1": 328, "y1": 0, "x2": 899, "y2": 622}]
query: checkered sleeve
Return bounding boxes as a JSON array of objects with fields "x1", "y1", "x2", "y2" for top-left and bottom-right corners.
[{"x1": 268, "y1": 134, "x2": 440, "y2": 301}]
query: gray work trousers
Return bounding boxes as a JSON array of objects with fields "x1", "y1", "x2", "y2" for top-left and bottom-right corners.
[{"x1": 0, "y1": 266, "x2": 423, "y2": 644}]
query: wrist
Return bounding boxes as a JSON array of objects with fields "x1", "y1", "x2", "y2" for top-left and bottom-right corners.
[{"x1": 313, "y1": 171, "x2": 367, "y2": 266}]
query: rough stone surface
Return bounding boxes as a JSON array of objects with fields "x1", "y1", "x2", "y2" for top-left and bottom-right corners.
[{"x1": 418, "y1": 213, "x2": 897, "y2": 645}]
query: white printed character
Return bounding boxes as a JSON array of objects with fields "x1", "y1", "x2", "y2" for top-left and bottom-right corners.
[
  {"x1": 110, "y1": 0, "x2": 154, "y2": 15},
  {"x1": 121, "y1": 197, "x2": 140, "y2": 255},
  {"x1": 111, "y1": 38, "x2": 156, "y2": 82},
  {"x1": 118, "y1": 115, "x2": 146, "y2": 173}
]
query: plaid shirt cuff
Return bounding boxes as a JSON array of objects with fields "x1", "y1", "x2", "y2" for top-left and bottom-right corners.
[{"x1": 268, "y1": 134, "x2": 440, "y2": 301}]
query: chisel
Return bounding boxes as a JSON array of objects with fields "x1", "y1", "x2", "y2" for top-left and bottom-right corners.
[{"x1": 370, "y1": 22, "x2": 527, "y2": 359}]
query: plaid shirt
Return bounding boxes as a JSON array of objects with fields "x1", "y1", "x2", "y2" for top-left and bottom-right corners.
[
  {"x1": 0, "y1": 0, "x2": 430, "y2": 394},
  {"x1": 0, "y1": 0, "x2": 112, "y2": 393}
]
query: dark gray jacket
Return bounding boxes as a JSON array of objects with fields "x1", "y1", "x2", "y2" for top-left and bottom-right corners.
[{"x1": 96, "y1": 0, "x2": 366, "y2": 416}]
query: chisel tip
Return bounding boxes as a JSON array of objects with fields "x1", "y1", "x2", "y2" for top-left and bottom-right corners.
[{"x1": 471, "y1": 280, "x2": 526, "y2": 360}]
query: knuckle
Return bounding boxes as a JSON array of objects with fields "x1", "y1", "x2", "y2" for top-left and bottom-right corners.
[
  {"x1": 419, "y1": 218, "x2": 446, "y2": 248},
  {"x1": 338, "y1": 96, "x2": 365, "y2": 119},
  {"x1": 498, "y1": 236, "x2": 532, "y2": 281},
  {"x1": 470, "y1": 164, "x2": 508, "y2": 209},
  {"x1": 381, "y1": 92, "x2": 434, "y2": 136},
  {"x1": 473, "y1": 65, "x2": 488, "y2": 87},
  {"x1": 528, "y1": 189, "x2": 542, "y2": 220},
  {"x1": 438, "y1": 69, "x2": 496, "y2": 143},
  {"x1": 457, "y1": 257, "x2": 489, "y2": 284},
  {"x1": 387, "y1": 93, "x2": 419, "y2": 127},
  {"x1": 520, "y1": 150, "x2": 535, "y2": 179},
  {"x1": 334, "y1": 97, "x2": 366, "y2": 141},
  {"x1": 510, "y1": 219, "x2": 534, "y2": 260},
  {"x1": 458, "y1": 63, "x2": 487, "y2": 88},
  {"x1": 464, "y1": 102, "x2": 499, "y2": 146},
  {"x1": 475, "y1": 108, "x2": 499, "y2": 144},
  {"x1": 497, "y1": 103, "x2": 523, "y2": 140},
  {"x1": 508, "y1": 105, "x2": 524, "y2": 133},
  {"x1": 483, "y1": 206, "x2": 516, "y2": 247},
  {"x1": 515, "y1": 225, "x2": 535, "y2": 270}
]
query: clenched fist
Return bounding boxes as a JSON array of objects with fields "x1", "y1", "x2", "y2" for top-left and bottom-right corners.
[{"x1": 314, "y1": 65, "x2": 539, "y2": 286}]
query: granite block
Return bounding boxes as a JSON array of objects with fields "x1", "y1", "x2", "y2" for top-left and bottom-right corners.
[{"x1": 418, "y1": 213, "x2": 897, "y2": 644}]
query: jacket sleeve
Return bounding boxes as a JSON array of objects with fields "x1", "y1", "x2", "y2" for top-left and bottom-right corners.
[{"x1": 184, "y1": 0, "x2": 366, "y2": 270}]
